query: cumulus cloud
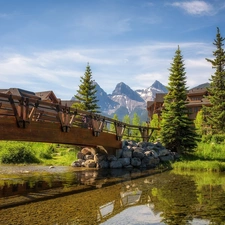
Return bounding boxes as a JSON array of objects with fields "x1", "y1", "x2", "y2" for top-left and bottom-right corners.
[
  {"x1": 0, "y1": 41, "x2": 213, "y2": 99},
  {"x1": 171, "y1": 1, "x2": 213, "y2": 15}
]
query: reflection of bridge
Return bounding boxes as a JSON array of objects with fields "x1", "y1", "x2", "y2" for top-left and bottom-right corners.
[{"x1": 0, "y1": 93, "x2": 158, "y2": 149}]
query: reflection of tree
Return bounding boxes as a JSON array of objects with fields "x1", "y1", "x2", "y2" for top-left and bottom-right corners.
[
  {"x1": 169, "y1": 171, "x2": 225, "y2": 224},
  {"x1": 195, "y1": 185, "x2": 225, "y2": 224},
  {"x1": 150, "y1": 175, "x2": 198, "y2": 225}
]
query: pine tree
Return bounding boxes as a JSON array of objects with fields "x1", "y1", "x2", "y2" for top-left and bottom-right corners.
[
  {"x1": 204, "y1": 27, "x2": 225, "y2": 133},
  {"x1": 74, "y1": 63, "x2": 100, "y2": 113},
  {"x1": 160, "y1": 46, "x2": 198, "y2": 154}
]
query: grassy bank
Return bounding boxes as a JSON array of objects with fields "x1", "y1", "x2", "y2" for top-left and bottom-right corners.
[
  {"x1": 0, "y1": 141, "x2": 79, "y2": 166},
  {"x1": 172, "y1": 141, "x2": 225, "y2": 172}
]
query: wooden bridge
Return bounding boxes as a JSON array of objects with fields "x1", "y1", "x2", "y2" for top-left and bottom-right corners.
[{"x1": 0, "y1": 93, "x2": 159, "y2": 149}]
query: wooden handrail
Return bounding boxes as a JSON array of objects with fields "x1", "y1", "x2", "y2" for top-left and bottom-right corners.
[{"x1": 0, "y1": 93, "x2": 159, "y2": 144}]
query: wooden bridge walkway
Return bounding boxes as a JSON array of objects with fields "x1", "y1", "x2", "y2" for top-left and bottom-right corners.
[{"x1": 0, "y1": 93, "x2": 159, "y2": 149}]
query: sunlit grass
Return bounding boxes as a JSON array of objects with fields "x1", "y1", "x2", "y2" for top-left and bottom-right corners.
[
  {"x1": 172, "y1": 141, "x2": 225, "y2": 172},
  {"x1": 172, "y1": 160, "x2": 225, "y2": 172},
  {"x1": 0, "y1": 141, "x2": 79, "y2": 166}
]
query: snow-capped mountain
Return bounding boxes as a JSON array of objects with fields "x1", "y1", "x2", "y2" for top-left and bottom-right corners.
[
  {"x1": 136, "y1": 80, "x2": 168, "y2": 102},
  {"x1": 94, "y1": 82, "x2": 119, "y2": 111},
  {"x1": 72, "y1": 80, "x2": 167, "y2": 122},
  {"x1": 101, "y1": 80, "x2": 167, "y2": 121}
]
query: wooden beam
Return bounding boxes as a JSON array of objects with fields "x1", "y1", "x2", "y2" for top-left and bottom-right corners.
[{"x1": 0, "y1": 116, "x2": 122, "y2": 149}]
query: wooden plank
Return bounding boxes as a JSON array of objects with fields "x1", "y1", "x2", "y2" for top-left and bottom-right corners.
[{"x1": 0, "y1": 117, "x2": 122, "y2": 149}]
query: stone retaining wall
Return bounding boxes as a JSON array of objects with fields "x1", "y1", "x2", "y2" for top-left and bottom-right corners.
[{"x1": 71, "y1": 140, "x2": 179, "y2": 169}]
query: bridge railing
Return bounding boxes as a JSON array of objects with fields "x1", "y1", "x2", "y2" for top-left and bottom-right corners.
[{"x1": 0, "y1": 93, "x2": 159, "y2": 142}]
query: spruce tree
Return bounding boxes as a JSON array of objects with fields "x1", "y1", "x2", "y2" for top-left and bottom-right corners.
[
  {"x1": 160, "y1": 47, "x2": 198, "y2": 154},
  {"x1": 74, "y1": 63, "x2": 100, "y2": 113},
  {"x1": 204, "y1": 27, "x2": 225, "y2": 133}
]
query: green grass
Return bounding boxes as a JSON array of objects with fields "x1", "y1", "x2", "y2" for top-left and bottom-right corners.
[
  {"x1": 172, "y1": 141, "x2": 225, "y2": 172},
  {"x1": 0, "y1": 141, "x2": 80, "y2": 166}
]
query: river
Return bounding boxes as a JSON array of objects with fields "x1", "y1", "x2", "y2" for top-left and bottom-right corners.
[{"x1": 0, "y1": 165, "x2": 225, "y2": 225}]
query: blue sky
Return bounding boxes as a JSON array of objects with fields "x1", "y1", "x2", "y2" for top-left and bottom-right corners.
[{"x1": 0, "y1": 0, "x2": 224, "y2": 99}]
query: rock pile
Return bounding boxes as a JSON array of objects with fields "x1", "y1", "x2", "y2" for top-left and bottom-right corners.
[{"x1": 71, "y1": 140, "x2": 179, "y2": 169}]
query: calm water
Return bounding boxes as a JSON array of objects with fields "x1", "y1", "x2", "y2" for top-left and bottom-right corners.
[{"x1": 1, "y1": 167, "x2": 225, "y2": 225}]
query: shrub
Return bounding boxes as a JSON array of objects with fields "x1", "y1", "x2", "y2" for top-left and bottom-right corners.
[
  {"x1": 38, "y1": 145, "x2": 55, "y2": 159},
  {"x1": 212, "y1": 134, "x2": 225, "y2": 144},
  {"x1": 0, "y1": 145, "x2": 40, "y2": 164},
  {"x1": 201, "y1": 134, "x2": 212, "y2": 143}
]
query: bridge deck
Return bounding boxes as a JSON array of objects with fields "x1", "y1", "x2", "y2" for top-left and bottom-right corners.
[{"x1": 0, "y1": 93, "x2": 159, "y2": 149}]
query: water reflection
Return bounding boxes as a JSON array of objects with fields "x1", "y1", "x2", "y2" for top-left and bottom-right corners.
[{"x1": 0, "y1": 168, "x2": 225, "y2": 224}]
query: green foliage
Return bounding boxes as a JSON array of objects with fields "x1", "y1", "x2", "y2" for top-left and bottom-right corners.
[
  {"x1": 123, "y1": 114, "x2": 131, "y2": 138},
  {"x1": 110, "y1": 114, "x2": 118, "y2": 132},
  {"x1": 204, "y1": 27, "x2": 225, "y2": 133},
  {"x1": 73, "y1": 63, "x2": 100, "y2": 113},
  {"x1": 172, "y1": 138, "x2": 225, "y2": 172},
  {"x1": 38, "y1": 145, "x2": 55, "y2": 159},
  {"x1": 160, "y1": 46, "x2": 198, "y2": 154},
  {"x1": 211, "y1": 134, "x2": 225, "y2": 144},
  {"x1": 0, "y1": 143, "x2": 40, "y2": 164},
  {"x1": 0, "y1": 141, "x2": 79, "y2": 166},
  {"x1": 150, "y1": 114, "x2": 161, "y2": 142},
  {"x1": 194, "y1": 110, "x2": 204, "y2": 136},
  {"x1": 131, "y1": 113, "x2": 141, "y2": 141},
  {"x1": 172, "y1": 160, "x2": 225, "y2": 172},
  {"x1": 201, "y1": 134, "x2": 212, "y2": 143}
]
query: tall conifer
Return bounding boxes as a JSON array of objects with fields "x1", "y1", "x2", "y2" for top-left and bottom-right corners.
[
  {"x1": 204, "y1": 27, "x2": 225, "y2": 133},
  {"x1": 74, "y1": 63, "x2": 100, "y2": 113},
  {"x1": 160, "y1": 47, "x2": 198, "y2": 154}
]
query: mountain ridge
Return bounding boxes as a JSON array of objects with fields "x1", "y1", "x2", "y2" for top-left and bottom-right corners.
[{"x1": 96, "y1": 80, "x2": 168, "y2": 122}]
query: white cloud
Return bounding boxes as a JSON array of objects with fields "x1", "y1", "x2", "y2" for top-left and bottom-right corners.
[
  {"x1": 171, "y1": 1, "x2": 213, "y2": 15},
  {"x1": 0, "y1": 41, "x2": 214, "y2": 99}
]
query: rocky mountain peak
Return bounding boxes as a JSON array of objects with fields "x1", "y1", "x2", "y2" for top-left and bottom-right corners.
[
  {"x1": 151, "y1": 80, "x2": 168, "y2": 92},
  {"x1": 111, "y1": 82, "x2": 144, "y2": 102}
]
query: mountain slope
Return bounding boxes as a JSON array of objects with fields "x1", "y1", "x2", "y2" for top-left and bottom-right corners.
[{"x1": 136, "y1": 80, "x2": 168, "y2": 102}]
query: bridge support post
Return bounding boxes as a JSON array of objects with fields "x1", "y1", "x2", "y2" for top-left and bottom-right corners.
[
  {"x1": 58, "y1": 107, "x2": 76, "y2": 132},
  {"x1": 9, "y1": 96, "x2": 31, "y2": 128},
  {"x1": 91, "y1": 115, "x2": 105, "y2": 137},
  {"x1": 139, "y1": 127, "x2": 154, "y2": 142},
  {"x1": 114, "y1": 122, "x2": 126, "y2": 141}
]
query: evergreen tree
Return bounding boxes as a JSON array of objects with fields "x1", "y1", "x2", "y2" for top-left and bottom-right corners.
[
  {"x1": 194, "y1": 110, "x2": 204, "y2": 136},
  {"x1": 123, "y1": 114, "x2": 131, "y2": 138},
  {"x1": 110, "y1": 114, "x2": 118, "y2": 132},
  {"x1": 204, "y1": 27, "x2": 225, "y2": 133},
  {"x1": 150, "y1": 114, "x2": 161, "y2": 141},
  {"x1": 73, "y1": 63, "x2": 100, "y2": 113},
  {"x1": 160, "y1": 46, "x2": 198, "y2": 154},
  {"x1": 132, "y1": 113, "x2": 141, "y2": 141}
]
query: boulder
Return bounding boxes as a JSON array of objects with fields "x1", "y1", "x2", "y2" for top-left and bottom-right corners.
[
  {"x1": 84, "y1": 160, "x2": 96, "y2": 168},
  {"x1": 110, "y1": 160, "x2": 123, "y2": 169},
  {"x1": 131, "y1": 158, "x2": 141, "y2": 167},
  {"x1": 107, "y1": 155, "x2": 117, "y2": 161},
  {"x1": 94, "y1": 153, "x2": 106, "y2": 163},
  {"x1": 118, "y1": 158, "x2": 131, "y2": 167},
  {"x1": 133, "y1": 151, "x2": 145, "y2": 159},
  {"x1": 77, "y1": 152, "x2": 84, "y2": 159},
  {"x1": 81, "y1": 147, "x2": 96, "y2": 155},
  {"x1": 97, "y1": 160, "x2": 109, "y2": 168},
  {"x1": 84, "y1": 154, "x2": 94, "y2": 160},
  {"x1": 122, "y1": 149, "x2": 132, "y2": 158}
]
